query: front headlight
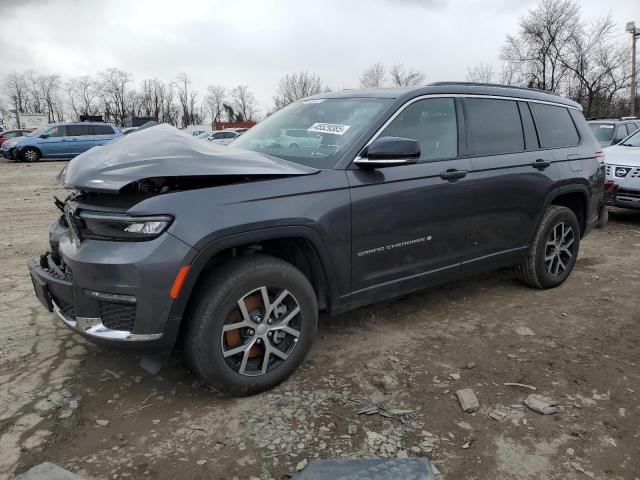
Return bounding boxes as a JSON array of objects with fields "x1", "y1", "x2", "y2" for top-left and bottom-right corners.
[{"x1": 79, "y1": 212, "x2": 173, "y2": 241}]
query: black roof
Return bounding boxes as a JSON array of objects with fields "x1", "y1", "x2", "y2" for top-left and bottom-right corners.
[{"x1": 313, "y1": 81, "x2": 581, "y2": 109}]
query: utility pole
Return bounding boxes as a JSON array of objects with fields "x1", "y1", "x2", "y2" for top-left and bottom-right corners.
[{"x1": 627, "y1": 22, "x2": 640, "y2": 117}]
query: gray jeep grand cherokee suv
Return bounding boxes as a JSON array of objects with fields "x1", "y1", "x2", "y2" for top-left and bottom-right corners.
[{"x1": 29, "y1": 82, "x2": 605, "y2": 395}]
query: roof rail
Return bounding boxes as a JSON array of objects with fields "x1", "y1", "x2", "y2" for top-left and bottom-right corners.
[
  {"x1": 428, "y1": 81, "x2": 561, "y2": 97},
  {"x1": 587, "y1": 116, "x2": 638, "y2": 121}
]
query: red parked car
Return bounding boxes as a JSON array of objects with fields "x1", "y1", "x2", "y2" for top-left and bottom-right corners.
[{"x1": 0, "y1": 129, "x2": 33, "y2": 147}]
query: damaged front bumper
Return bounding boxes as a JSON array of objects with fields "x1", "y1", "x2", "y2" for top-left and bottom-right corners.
[
  {"x1": 28, "y1": 221, "x2": 197, "y2": 353},
  {"x1": 29, "y1": 257, "x2": 162, "y2": 342}
]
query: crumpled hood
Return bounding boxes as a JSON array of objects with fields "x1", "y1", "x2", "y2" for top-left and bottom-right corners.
[
  {"x1": 603, "y1": 144, "x2": 640, "y2": 166},
  {"x1": 63, "y1": 124, "x2": 319, "y2": 192}
]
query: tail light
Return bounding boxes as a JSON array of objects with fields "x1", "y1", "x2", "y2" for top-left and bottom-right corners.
[{"x1": 595, "y1": 151, "x2": 604, "y2": 163}]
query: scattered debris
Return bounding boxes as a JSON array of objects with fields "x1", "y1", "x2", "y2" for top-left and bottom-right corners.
[
  {"x1": 374, "y1": 374, "x2": 399, "y2": 393},
  {"x1": 603, "y1": 436, "x2": 617, "y2": 448},
  {"x1": 619, "y1": 408, "x2": 626, "y2": 417},
  {"x1": 456, "y1": 389, "x2": 479, "y2": 413},
  {"x1": 461, "y1": 441, "x2": 471, "y2": 449},
  {"x1": 15, "y1": 462, "x2": 84, "y2": 480},
  {"x1": 504, "y1": 382, "x2": 537, "y2": 391},
  {"x1": 466, "y1": 362, "x2": 476, "y2": 369},
  {"x1": 95, "y1": 419, "x2": 109, "y2": 427},
  {"x1": 524, "y1": 394, "x2": 558, "y2": 415},
  {"x1": 570, "y1": 461, "x2": 595, "y2": 478},
  {"x1": 514, "y1": 326, "x2": 536, "y2": 336},
  {"x1": 449, "y1": 372, "x2": 461, "y2": 380},
  {"x1": 566, "y1": 448, "x2": 575, "y2": 456},
  {"x1": 296, "y1": 459, "x2": 308, "y2": 471},
  {"x1": 121, "y1": 404, "x2": 152, "y2": 417},
  {"x1": 489, "y1": 409, "x2": 508, "y2": 421},
  {"x1": 196, "y1": 460, "x2": 206, "y2": 466},
  {"x1": 348, "y1": 424, "x2": 358, "y2": 435}
]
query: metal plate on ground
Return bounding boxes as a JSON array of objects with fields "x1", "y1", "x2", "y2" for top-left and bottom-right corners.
[{"x1": 293, "y1": 458, "x2": 436, "y2": 480}]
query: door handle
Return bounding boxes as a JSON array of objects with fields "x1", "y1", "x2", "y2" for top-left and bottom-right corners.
[
  {"x1": 440, "y1": 169, "x2": 467, "y2": 181},
  {"x1": 532, "y1": 159, "x2": 551, "y2": 170}
]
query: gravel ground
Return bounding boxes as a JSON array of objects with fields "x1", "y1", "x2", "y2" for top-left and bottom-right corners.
[{"x1": 1, "y1": 159, "x2": 639, "y2": 480}]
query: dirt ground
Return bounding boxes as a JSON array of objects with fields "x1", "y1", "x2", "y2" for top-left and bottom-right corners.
[{"x1": 0, "y1": 159, "x2": 639, "y2": 480}]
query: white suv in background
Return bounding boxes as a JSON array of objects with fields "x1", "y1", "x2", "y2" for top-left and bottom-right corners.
[{"x1": 604, "y1": 129, "x2": 640, "y2": 210}]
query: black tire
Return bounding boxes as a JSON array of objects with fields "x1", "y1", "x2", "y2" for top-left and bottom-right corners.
[
  {"x1": 517, "y1": 205, "x2": 580, "y2": 289},
  {"x1": 20, "y1": 147, "x2": 40, "y2": 163},
  {"x1": 184, "y1": 254, "x2": 318, "y2": 396},
  {"x1": 595, "y1": 205, "x2": 608, "y2": 228}
]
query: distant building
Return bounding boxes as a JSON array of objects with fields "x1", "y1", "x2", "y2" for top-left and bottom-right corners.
[{"x1": 213, "y1": 121, "x2": 256, "y2": 131}]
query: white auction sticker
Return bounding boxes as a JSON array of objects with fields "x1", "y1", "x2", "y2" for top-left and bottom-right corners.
[
  {"x1": 600, "y1": 125, "x2": 614, "y2": 129},
  {"x1": 308, "y1": 123, "x2": 351, "y2": 135}
]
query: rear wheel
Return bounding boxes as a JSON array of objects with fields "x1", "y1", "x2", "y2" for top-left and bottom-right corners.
[
  {"x1": 21, "y1": 147, "x2": 40, "y2": 163},
  {"x1": 517, "y1": 205, "x2": 580, "y2": 289},
  {"x1": 185, "y1": 255, "x2": 318, "y2": 396}
]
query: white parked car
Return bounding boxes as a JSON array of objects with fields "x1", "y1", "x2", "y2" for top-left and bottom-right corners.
[
  {"x1": 603, "y1": 129, "x2": 640, "y2": 210},
  {"x1": 206, "y1": 130, "x2": 240, "y2": 145},
  {"x1": 279, "y1": 129, "x2": 322, "y2": 151}
]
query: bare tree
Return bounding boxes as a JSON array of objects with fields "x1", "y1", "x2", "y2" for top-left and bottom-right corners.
[
  {"x1": 389, "y1": 63, "x2": 425, "y2": 86},
  {"x1": 38, "y1": 74, "x2": 62, "y2": 122},
  {"x1": 230, "y1": 85, "x2": 257, "y2": 121},
  {"x1": 3, "y1": 72, "x2": 29, "y2": 114},
  {"x1": 66, "y1": 75, "x2": 100, "y2": 119},
  {"x1": 360, "y1": 62, "x2": 386, "y2": 88},
  {"x1": 272, "y1": 71, "x2": 324, "y2": 110},
  {"x1": 175, "y1": 73, "x2": 198, "y2": 127},
  {"x1": 204, "y1": 84, "x2": 227, "y2": 124},
  {"x1": 466, "y1": 63, "x2": 495, "y2": 83},
  {"x1": 98, "y1": 68, "x2": 132, "y2": 124},
  {"x1": 501, "y1": 0, "x2": 580, "y2": 91}
]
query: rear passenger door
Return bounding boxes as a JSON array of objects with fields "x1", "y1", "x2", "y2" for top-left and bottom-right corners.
[
  {"x1": 65, "y1": 124, "x2": 94, "y2": 156},
  {"x1": 92, "y1": 124, "x2": 117, "y2": 146},
  {"x1": 462, "y1": 97, "x2": 558, "y2": 267}
]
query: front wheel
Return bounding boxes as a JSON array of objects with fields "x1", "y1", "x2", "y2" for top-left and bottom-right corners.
[
  {"x1": 21, "y1": 147, "x2": 41, "y2": 163},
  {"x1": 184, "y1": 255, "x2": 318, "y2": 396},
  {"x1": 517, "y1": 205, "x2": 580, "y2": 289}
]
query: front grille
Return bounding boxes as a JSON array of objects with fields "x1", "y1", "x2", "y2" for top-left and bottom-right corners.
[
  {"x1": 99, "y1": 301, "x2": 136, "y2": 332},
  {"x1": 53, "y1": 295, "x2": 76, "y2": 319},
  {"x1": 617, "y1": 188, "x2": 640, "y2": 199}
]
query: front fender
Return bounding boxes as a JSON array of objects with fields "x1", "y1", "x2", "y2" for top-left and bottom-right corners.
[{"x1": 168, "y1": 224, "x2": 343, "y2": 323}]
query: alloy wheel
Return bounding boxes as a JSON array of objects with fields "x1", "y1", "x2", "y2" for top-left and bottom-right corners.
[
  {"x1": 24, "y1": 150, "x2": 38, "y2": 161},
  {"x1": 221, "y1": 286, "x2": 301, "y2": 376},
  {"x1": 544, "y1": 221, "x2": 575, "y2": 277}
]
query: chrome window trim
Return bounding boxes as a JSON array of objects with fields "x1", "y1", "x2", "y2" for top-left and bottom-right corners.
[{"x1": 353, "y1": 93, "x2": 580, "y2": 164}]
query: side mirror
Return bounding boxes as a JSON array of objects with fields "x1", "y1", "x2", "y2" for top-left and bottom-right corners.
[
  {"x1": 40, "y1": 133, "x2": 49, "y2": 139},
  {"x1": 355, "y1": 137, "x2": 420, "y2": 169}
]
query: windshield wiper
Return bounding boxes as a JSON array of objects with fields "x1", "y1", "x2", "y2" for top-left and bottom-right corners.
[{"x1": 620, "y1": 143, "x2": 637, "y2": 147}]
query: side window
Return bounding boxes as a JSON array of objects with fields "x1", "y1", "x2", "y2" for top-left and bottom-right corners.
[
  {"x1": 47, "y1": 126, "x2": 66, "y2": 138},
  {"x1": 66, "y1": 125, "x2": 92, "y2": 136},
  {"x1": 212, "y1": 133, "x2": 225, "y2": 139},
  {"x1": 378, "y1": 97, "x2": 457, "y2": 161},
  {"x1": 628, "y1": 123, "x2": 638, "y2": 134},
  {"x1": 92, "y1": 125, "x2": 115, "y2": 135},
  {"x1": 614, "y1": 125, "x2": 628, "y2": 142},
  {"x1": 224, "y1": 132, "x2": 237, "y2": 139},
  {"x1": 530, "y1": 103, "x2": 580, "y2": 148},
  {"x1": 465, "y1": 98, "x2": 524, "y2": 155}
]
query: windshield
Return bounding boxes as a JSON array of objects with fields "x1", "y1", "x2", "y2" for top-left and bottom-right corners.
[
  {"x1": 230, "y1": 97, "x2": 393, "y2": 167},
  {"x1": 589, "y1": 123, "x2": 614, "y2": 142},
  {"x1": 620, "y1": 130, "x2": 640, "y2": 147},
  {"x1": 196, "y1": 131, "x2": 212, "y2": 139}
]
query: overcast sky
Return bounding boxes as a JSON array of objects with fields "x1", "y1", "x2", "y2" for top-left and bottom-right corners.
[{"x1": 1, "y1": 0, "x2": 638, "y2": 116}]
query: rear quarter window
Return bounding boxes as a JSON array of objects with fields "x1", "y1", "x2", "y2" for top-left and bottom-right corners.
[
  {"x1": 92, "y1": 125, "x2": 115, "y2": 135},
  {"x1": 530, "y1": 103, "x2": 580, "y2": 148}
]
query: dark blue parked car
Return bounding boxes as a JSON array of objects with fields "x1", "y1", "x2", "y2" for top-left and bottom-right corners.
[{"x1": 1, "y1": 122, "x2": 122, "y2": 162}]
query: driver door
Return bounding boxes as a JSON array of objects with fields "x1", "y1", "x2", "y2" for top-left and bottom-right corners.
[
  {"x1": 347, "y1": 97, "x2": 474, "y2": 296},
  {"x1": 38, "y1": 125, "x2": 68, "y2": 157}
]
